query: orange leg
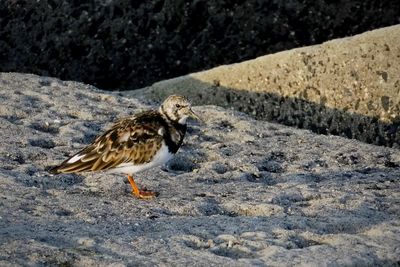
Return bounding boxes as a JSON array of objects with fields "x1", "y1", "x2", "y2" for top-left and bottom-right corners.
[{"x1": 127, "y1": 175, "x2": 158, "y2": 199}]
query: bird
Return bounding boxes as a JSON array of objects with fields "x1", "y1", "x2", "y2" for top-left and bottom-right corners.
[{"x1": 50, "y1": 95, "x2": 201, "y2": 199}]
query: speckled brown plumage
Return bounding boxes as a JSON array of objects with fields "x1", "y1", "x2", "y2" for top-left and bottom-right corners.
[{"x1": 50, "y1": 95, "x2": 200, "y2": 199}]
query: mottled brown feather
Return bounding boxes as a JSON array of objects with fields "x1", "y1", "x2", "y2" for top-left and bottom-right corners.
[
  {"x1": 50, "y1": 95, "x2": 195, "y2": 177},
  {"x1": 51, "y1": 111, "x2": 166, "y2": 174}
]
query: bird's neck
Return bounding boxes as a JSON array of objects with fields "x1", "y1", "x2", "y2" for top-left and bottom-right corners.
[
  {"x1": 159, "y1": 106, "x2": 174, "y2": 122},
  {"x1": 160, "y1": 117, "x2": 186, "y2": 154}
]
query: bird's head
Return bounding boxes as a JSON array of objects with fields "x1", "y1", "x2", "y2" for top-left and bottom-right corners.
[{"x1": 160, "y1": 95, "x2": 201, "y2": 124}]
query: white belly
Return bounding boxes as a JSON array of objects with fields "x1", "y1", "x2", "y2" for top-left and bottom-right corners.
[{"x1": 108, "y1": 143, "x2": 174, "y2": 175}]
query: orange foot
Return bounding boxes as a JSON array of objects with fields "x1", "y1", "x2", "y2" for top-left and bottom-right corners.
[
  {"x1": 135, "y1": 189, "x2": 158, "y2": 200},
  {"x1": 127, "y1": 175, "x2": 158, "y2": 200}
]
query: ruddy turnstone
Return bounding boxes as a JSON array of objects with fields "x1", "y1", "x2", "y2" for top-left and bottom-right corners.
[{"x1": 50, "y1": 95, "x2": 200, "y2": 199}]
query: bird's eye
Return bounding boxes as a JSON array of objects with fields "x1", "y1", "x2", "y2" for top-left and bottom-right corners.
[{"x1": 175, "y1": 104, "x2": 181, "y2": 108}]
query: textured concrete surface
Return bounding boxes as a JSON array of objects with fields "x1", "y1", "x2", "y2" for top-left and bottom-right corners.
[
  {"x1": 128, "y1": 25, "x2": 400, "y2": 148},
  {"x1": 1, "y1": 73, "x2": 400, "y2": 266}
]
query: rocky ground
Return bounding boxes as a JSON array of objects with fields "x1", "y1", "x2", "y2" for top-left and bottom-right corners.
[
  {"x1": 0, "y1": 72, "x2": 400, "y2": 266},
  {"x1": 1, "y1": 0, "x2": 399, "y2": 89}
]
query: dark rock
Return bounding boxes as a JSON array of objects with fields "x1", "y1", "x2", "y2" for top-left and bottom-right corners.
[{"x1": 1, "y1": 0, "x2": 399, "y2": 90}]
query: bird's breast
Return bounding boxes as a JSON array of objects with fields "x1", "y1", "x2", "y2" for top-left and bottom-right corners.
[
  {"x1": 164, "y1": 123, "x2": 186, "y2": 154},
  {"x1": 108, "y1": 142, "x2": 174, "y2": 175}
]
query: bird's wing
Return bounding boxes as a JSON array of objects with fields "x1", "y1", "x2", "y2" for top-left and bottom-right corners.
[{"x1": 51, "y1": 113, "x2": 165, "y2": 173}]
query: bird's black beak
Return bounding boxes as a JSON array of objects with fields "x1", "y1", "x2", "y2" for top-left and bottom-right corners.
[{"x1": 188, "y1": 108, "x2": 203, "y2": 123}]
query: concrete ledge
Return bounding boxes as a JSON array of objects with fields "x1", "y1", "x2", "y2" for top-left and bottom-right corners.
[{"x1": 128, "y1": 25, "x2": 400, "y2": 147}]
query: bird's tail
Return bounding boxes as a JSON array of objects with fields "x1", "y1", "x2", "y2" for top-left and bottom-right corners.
[
  {"x1": 48, "y1": 165, "x2": 62, "y2": 174},
  {"x1": 48, "y1": 149, "x2": 95, "y2": 174}
]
